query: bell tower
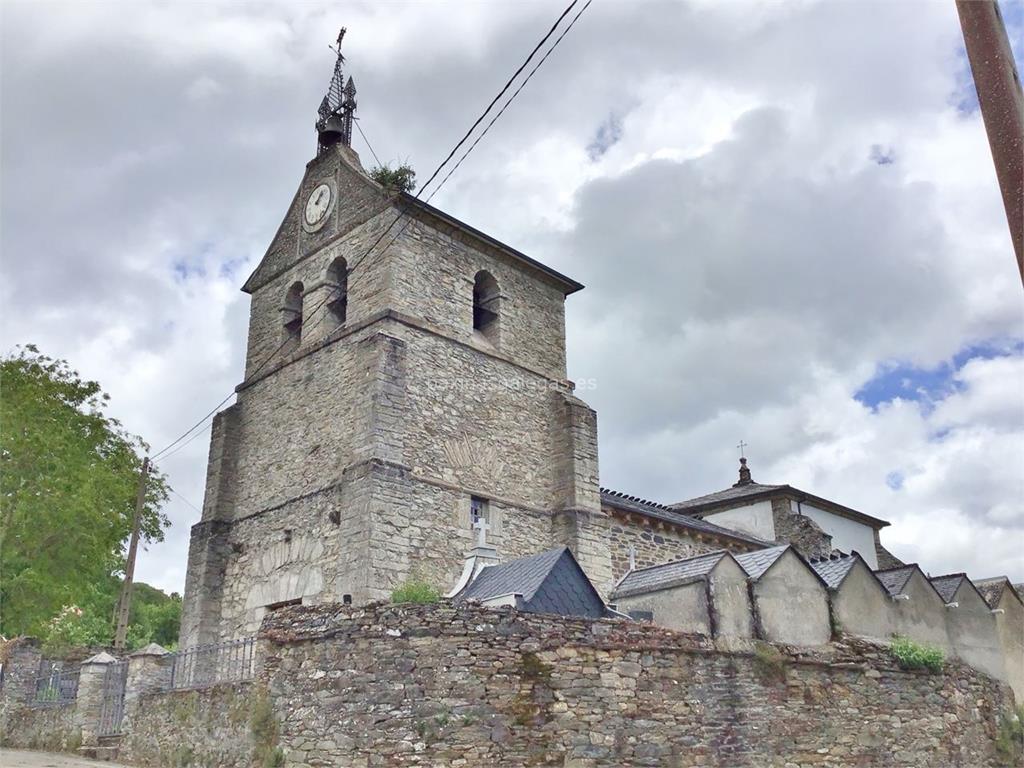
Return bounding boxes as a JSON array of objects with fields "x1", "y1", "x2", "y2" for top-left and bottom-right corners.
[
  {"x1": 178, "y1": 30, "x2": 607, "y2": 649},
  {"x1": 315, "y1": 28, "x2": 358, "y2": 154}
]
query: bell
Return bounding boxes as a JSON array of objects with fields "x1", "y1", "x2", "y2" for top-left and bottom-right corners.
[{"x1": 318, "y1": 114, "x2": 345, "y2": 147}]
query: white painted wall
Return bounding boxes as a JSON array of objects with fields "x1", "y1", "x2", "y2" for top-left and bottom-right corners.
[
  {"x1": 795, "y1": 502, "x2": 878, "y2": 568},
  {"x1": 702, "y1": 500, "x2": 775, "y2": 541}
]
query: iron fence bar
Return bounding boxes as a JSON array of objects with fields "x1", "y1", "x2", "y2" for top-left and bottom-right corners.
[{"x1": 167, "y1": 636, "x2": 256, "y2": 690}]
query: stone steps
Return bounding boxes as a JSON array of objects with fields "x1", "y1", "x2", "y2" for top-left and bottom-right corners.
[{"x1": 79, "y1": 735, "x2": 122, "y2": 761}]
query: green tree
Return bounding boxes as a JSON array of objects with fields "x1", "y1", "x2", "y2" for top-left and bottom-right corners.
[
  {"x1": 0, "y1": 345, "x2": 170, "y2": 640},
  {"x1": 369, "y1": 163, "x2": 416, "y2": 194}
]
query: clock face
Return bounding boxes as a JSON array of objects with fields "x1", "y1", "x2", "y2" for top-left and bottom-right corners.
[{"x1": 304, "y1": 183, "x2": 333, "y2": 227}]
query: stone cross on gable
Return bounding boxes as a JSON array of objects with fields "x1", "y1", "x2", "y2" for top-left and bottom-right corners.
[{"x1": 473, "y1": 517, "x2": 491, "y2": 548}]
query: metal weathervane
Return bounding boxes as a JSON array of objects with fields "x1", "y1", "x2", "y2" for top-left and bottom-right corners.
[{"x1": 316, "y1": 27, "x2": 357, "y2": 154}]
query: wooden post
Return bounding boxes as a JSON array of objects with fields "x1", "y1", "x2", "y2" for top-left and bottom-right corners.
[
  {"x1": 114, "y1": 457, "x2": 150, "y2": 650},
  {"x1": 955, "y1": 0, "x2": 1024, "y2": 284}
]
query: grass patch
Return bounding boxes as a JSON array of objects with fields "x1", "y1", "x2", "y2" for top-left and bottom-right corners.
[
  {"x1": 996, "y1": 705, "x2": 1024, "y2": 766},
  {"x1": 391, "y1": 581, "x2": 441, "y2": 605},
  {"x1": 250, "y1": 687, "x2": 283, "y2": 768},
  {"x1": 752, "y1": 641, "x2": 786, "y2": 683},
  {"x1": 889, "y1": 636, "x2": 944, "y2": 673}
]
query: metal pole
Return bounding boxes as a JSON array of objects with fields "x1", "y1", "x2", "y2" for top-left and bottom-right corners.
[
  {"x1": 955, "y1": 0, "x2": 1024, "y2": 284},
  {"x1": 113, "y1": 456, "x2": 150, "y2": 650}
]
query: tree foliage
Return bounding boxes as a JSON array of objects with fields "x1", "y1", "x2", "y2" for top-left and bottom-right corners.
[
  {"x1": 369, "y1": 163, "x2": 417, "y2": 194},
  {"x1": 0, "y1": 345, "x2": 170, "y2": 640}
]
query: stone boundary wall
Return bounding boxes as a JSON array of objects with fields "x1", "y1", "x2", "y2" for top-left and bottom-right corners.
[
  {"x1": 259, "y1": 602, "x2": 1015, "y2": 768},
  {"x1": 1, "y1": 603, "x2": 1017, "y2": 767}
]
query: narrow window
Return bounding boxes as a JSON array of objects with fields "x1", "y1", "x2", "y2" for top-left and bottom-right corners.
[
  {"x1": 470, "y1": 495, "x2": 489, "y2": 528},
  {"x1": 283, "y1": 281, "x2": 304, "y2": 348},
  {"x1": 326, "y1": 257, "x2": 348, "y2": 328},
  {"x1": 472, "y1": 270, "x2": 500, "y2": 344}
]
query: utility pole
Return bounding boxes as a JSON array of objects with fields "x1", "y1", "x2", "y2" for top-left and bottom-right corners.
[
  {"x1": 955, "y1": 0, "x2": 1024, "y2": 284},
  {"x1": 114, "y1": 456, "x2": 150, "y2": 651}
]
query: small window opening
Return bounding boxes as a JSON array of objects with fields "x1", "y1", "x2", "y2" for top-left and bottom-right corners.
[
  {"x1": 472, "y1": 271, "x2": 500, "y2": 344},
  {"x1": 326, "y1": 257, "x2": 348, "y2": 328},
  {"x1": 470, "y1": 496, "x2": 489, "y2": 529},
  {"x1": 283, "y1": 529, "x2": 293, "y2": 543},
  {"x1": 266, "y1": 598, "x2": 302, "y2": 612},
  {"x1": 283, "y1": 281, "x2": 304, "y2": 348},
  {"x1": 342, "y1": 594, "x2": 352, "y2": 605}
]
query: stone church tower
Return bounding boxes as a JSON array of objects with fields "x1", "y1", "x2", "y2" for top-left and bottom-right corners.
[{"x1": 179, "y1": 35, "x2": 608, "y2": 647}]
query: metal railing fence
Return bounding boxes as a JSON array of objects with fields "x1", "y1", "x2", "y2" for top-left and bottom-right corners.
[
  {"x1": 30, "y1": 666, "x2": 80, "y2": 707},
  {"x1": 168, "y1": 636, "x2": 256, "y2": 690}
]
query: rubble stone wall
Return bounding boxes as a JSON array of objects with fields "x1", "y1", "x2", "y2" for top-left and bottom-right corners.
[{"x1": 257, "y1": 602, "x2": 1013, "y2": 768}]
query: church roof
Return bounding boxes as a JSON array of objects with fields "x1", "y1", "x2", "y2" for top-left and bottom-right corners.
[
  {"x1": 973, "y1": 576, "x2": 1024, "y2": 609},
  {"x1": 599, "y1": 489, "x2": 770, "y2": 548},
  {"x1": 456, "y1": 547, "x2": 607, "y2": 619},
  {"x1": 610, "y1": 550, "x2": 734, "y2": 599},
  {"x1": 671, "y1": 482, "x2": 787, "y2": 511},
  {"x1": 400, "y1": 193, "x2": 584, "y2": 295},
  {"x1": 669, "y1": 460, "x2": 889, "y2": 530}
]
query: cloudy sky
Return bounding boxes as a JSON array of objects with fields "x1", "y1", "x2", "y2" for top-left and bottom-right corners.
[{"x1": 2, "y1": 0, "x2": 1022, "y2": 593}]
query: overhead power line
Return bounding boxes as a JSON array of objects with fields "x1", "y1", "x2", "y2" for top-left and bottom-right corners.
[{"x1": 151, "y1": 0, "x2": 592, "y2": 464}]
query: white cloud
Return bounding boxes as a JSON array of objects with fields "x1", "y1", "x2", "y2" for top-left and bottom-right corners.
[{"x1": 2, "y1": 0, "x2": 1021, "y2": 594}]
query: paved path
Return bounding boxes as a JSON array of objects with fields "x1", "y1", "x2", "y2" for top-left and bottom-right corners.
[{"x1": 0, "y1": 749, "x2": 131, "y2": 768}]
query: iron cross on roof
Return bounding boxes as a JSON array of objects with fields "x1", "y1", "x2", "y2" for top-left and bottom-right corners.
[{"x1": 737, "y1": 440, "x2": 748, "y2": 458}]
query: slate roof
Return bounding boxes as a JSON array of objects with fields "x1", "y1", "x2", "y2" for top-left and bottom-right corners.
[
  {"x1": 669, "y1": 475, "x2": 889, "y2": 530},
  {"x1": 456, "y1": 547, "x2": 607, "y2": 619},
  {"x1": 930, "y1": 574, "x2": 968, "y2": 604},
  {"x1": 973, "y1": 577, "x2": 1024, "y2": 609},
  {"x1": 670, "y1": 482, "x2": 786, "y2": 511},
  {"x1": 611, "y1": 550, "x2": 731, "y2": 599},
  {"x1": 809, "y1": 552, "x2": 859, "y2": 589},
  {"x1": 734, "y1": 544, "x2": 791, "y2": 580},
  {"x1": 874, "y1": 565, "x2": 916, "y2": 596},
  {"x1": 599, "y1": 489, "x2": 770, "y2": 548}
]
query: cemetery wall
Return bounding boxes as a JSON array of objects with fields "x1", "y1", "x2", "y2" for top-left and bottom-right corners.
[{"x1": 1, "y1": 603, "x2": 1016, "y2": 768}]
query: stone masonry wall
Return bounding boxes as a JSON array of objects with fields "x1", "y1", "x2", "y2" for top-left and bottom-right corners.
[
  {"x1": 0, "y1": 701, "x2": 80, "y2": 753},
  {"x1": 119, "y1": 683, "x2": 257, "y2": 768},
  {"x1": 600, "y1": 510, "x2": 762, "y2": 592},
  {"x1": 258, "y1": 602, "x2": 1014, "y2": 768}
]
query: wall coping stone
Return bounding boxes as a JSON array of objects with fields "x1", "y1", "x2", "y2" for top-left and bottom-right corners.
[{"x1": 129, "y1": 643, "x2": 169, "y2": 657}]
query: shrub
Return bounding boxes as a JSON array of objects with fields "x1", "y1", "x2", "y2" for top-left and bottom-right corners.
[
  {"x1": 996, "y1": 705, "x2": 1024, "y2": 766},
  {"x1": 370, "y1": 163, "x2": 416, "y2": 193},
  {"x1": 752, "y1": 641, "x2": 786, "y2": 683},
  {"x1": 889, "y1": 635, "x2": 944, "y2": 672},
  {"x1": 390, "y1": 581, "x2": 441, "y2": 605}
]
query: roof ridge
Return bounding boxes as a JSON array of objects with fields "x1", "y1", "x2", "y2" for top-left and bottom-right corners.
[
  {"x1": 600, "y1": 487, "x2": 674, "y2": 511},
  {"x1": 623, "y1": 549, "x2": 729, "y2": 576}
]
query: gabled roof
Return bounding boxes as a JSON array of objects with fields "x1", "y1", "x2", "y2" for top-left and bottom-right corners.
[
  {"x1": 809, "y1": 551, "x2": 888, "y2": 593},
  {"x1": 670, "y1": 471, "x2": 889, "y2": 531},
  {"x1": 610, "y1": 550, "x2": 733, "y2": 599},
  {"x1": 809, "y1": 552, "x2": 860, "y2": 589},
  {"x1": 929, "y1": 573, "x2": 989, "y2": 606},
  {"x1": 874, "y1": 564, "x2": 947, "y2": 603},
  {"x1": 734, "y1": 544, "x2": 791, "y2": 580},
  {"x1": 671, "y1": 482, "x2": 786, "y2": 511},
  {"x1": 973, "y1": 577, "x2": 1024, "y2": 609},
  {"x1": 600, "y1": 489, "x2": 770, "y2": 548},
  {"x1": 456, "y1": 547, "x2": 606, "y2": 619},
  {"x1": 400, "y1": 194, "x2": 583, "y2": 295},
  {"x1": 874, "y1": 565, "x2": 916, "y2": 596}
]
